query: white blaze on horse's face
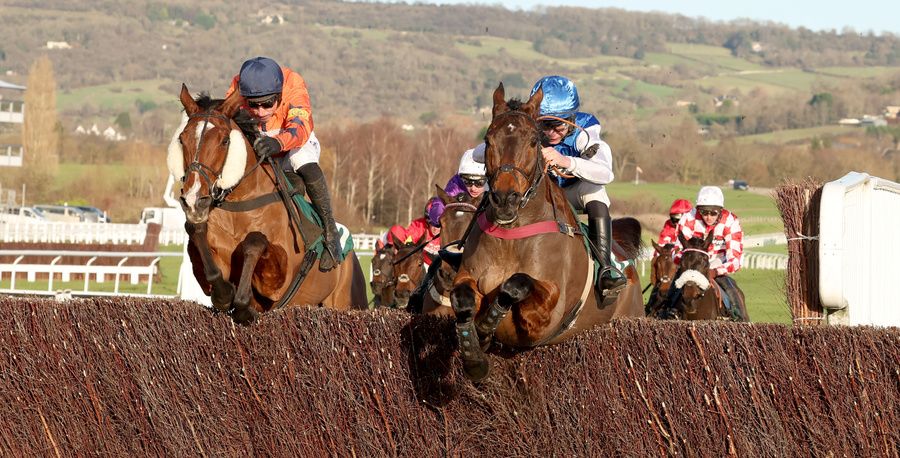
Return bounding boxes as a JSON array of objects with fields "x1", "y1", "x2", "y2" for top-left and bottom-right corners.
[
  {"x1": 507, "y1": 123, "x2": 516, "y2": 132},
  {"x1": 195, "y1": 122, "x2": 213, "y2": 151},
  {"x1": 183, "y1": 177, "x2": 202, "y2": 210}
]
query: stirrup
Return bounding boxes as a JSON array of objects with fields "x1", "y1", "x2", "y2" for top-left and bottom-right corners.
[
  {"x1": 598, "y1": 266, "x2": 626, "y2": 305},
  {"x1": 318, "y1": 237, "x2": 342, "y2": 271}
]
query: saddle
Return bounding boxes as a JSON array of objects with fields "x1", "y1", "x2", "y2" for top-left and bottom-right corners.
[{"x1": 278, "y1": 168, "x2": 353, "y2": 261}]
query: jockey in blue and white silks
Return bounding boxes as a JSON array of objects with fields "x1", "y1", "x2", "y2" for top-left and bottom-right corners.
[{"x1": 533, "y1": 76, "x2": 622, "y2": 294}]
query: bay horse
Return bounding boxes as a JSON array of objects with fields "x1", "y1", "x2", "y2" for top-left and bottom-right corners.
[
  {"x1": 646, "y1": 241, "x2": 677, "y2": 317},
  {"x1": 449, "y1": 83, "x2": 645, "y2": 381},
  {"x1": 415, "y1": 185, "x2": 483, "y2": 317},
  {"x1": 168, "y1": 85, "x2": 367, "y2": 324},
  {"x1": 657, "y1": 231, "x2": 749, "y2": 321},
  {"x1": 370, "y1": 244, "x2": 396, "y2": 308},
  {"x1": 389, "y1": 232, "x2": 428, "y2": 310}
]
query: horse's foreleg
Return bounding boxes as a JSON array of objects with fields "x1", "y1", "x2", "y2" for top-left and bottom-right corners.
[
  {"x1": 230, "y1": 232, "x2": 269, "y2": 325},
  {"x1": 476, "y1": 273, "x2": 534, "y2": 349},
  {"x1": 450, "y1": 274, "x2": 489, "y2": 382},
  {"x1": 187, "y1": 222, "x2": 234, "y2": 312}
]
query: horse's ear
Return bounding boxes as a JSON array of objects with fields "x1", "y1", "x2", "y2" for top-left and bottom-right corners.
[
  {"x1": 491, "y1": 82, "x2": 509, "y2": 118},
  {"x1": 435, "y1": 184, "x2": 451, "y2": 204},
  {"x1": 704, "y1": 230, "x2": 715, "y2": 250},
  {"x1": 677, "y1": 231, "x2": 687, "y2": 248},
  {"x1": 221, "y1": 89, "x2": 244, "y2": 118},
  {"x1": 390, "y1": 231, "x2": 404, "y2": 248},
  {"x1": 523, "y1": 86, "x2": 543, "y2": 118},
  {"x1": 179, "y1": 84, "x2": 201, "y2": 116},
  {"x1": 651, "y1": 240, "x2": 661, "y2": 253},
  {"x1": 416, "y1": 232, "x2": 428, "y2": 246}
]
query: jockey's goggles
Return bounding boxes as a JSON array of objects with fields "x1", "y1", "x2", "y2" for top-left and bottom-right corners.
[
  {"x1": 462, "y1": 177, "x2": 486, "y2": 187},
  {"x1": 698, "y1": 209, "x2": 721, "y2": 217},
  {"x1": 247, "y1": 94, "x2": 280, "y2": 109}
]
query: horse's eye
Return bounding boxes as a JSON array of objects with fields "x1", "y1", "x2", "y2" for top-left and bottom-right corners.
[{"x1": 222, "y1": 136, "x2": 230, "y2": 146}]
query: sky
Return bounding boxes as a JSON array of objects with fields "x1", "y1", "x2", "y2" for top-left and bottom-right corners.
[{"x1": 366, "y1": 0, "x2": 900, "y2": 35}]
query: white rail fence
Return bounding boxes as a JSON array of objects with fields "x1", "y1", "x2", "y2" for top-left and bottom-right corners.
[
  {"x1": 819, "y1": 172, "x2": 900, "y2": 326},
  {"x1": 0, "y1": 250, "x2": 182, "y2": 299},
  {"x1": 1, "y1": 221, "x2": 383, "y2": 250}
]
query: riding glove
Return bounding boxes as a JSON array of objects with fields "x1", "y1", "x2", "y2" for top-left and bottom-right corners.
[{"x1": 253, "y1": 136, "x2": 282, "y2": 158}]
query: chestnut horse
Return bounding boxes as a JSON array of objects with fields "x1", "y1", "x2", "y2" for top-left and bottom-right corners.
[
  {"x1": 370, "y1": 244, "x2": 396, "y2": 308},
  {"x1": 168, "y1": 85, "x2": 367, "y2": 324},
  {"x1": 389, "y1": 232, "x2": 428, "y2": 310},
  {"x1": 656, "y1": 232, "x2": 749, "y2": 321},
  {"x1": 450, "y1": 83, "x2": 645, "y2": 381},
  {"x1": 646, "y1": 241, "x2": 677, "y2": 316}
]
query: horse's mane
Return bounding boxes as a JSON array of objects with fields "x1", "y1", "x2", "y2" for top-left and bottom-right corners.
[
  {"x1": 506, "y1": 99, "x2": 526, "y2": 111},
  {"x1": 190, "y1": 92, "x2": 259, "y2": 143}
]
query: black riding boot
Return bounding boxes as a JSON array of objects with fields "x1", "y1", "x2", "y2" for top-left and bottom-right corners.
[
  {"x1": 586, "y1": 202, "x2": 625, "y2": 297},
  {"x1": 298, "y1": 163, "x2": 342, "y2": 272},
  {"x1": 283, "y1": 171, "x2": 305, "y2": 197}
]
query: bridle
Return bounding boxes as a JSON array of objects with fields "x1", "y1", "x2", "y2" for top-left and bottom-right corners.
[
  {"x1": 485, "y1": 110, "x2": 545, "y2": 210},
  {"x1": 181, "y1": 110, "x2": 266, "y2": 205}
]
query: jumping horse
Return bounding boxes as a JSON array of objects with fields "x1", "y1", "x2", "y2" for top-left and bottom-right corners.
[
  {"x1": 656, "y1": 231, "x2": 749, "y2": 321},
  {"x1": 449, "y1": 83, "x2": 645, "y2": 381},
  {"x1": 168, "y1": 85, "x2": 367, "y2": 324}
]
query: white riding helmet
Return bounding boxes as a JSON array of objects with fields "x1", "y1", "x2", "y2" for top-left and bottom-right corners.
[
  {"x1": 696, "y1": 186, "x2": 725, "y2": 207},
  {"x1": 458, "y1": 147, "x2": 486, "y2": 177}
]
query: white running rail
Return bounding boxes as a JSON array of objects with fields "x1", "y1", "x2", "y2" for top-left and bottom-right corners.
[{"x1": 819, "y1": 172, "x2": 900, "y2": 326}]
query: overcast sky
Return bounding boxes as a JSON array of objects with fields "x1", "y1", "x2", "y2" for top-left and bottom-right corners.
[{"x1": 365, "y1": 0, "x2": 900, "y2": 35}]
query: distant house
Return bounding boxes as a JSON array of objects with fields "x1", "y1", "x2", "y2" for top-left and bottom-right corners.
[
  {"x1": 260, "y1": 14, "x2": 285, "y2": 25},
  {"x1": 860, "y1": 115, "x2": 887, "y2": 128},
  {"x1": 713, "y1": 95, "x2": 739, "y2": 108},
  {"x1": 46, "y1": 41, "x2": 72, "y2": 50},
  {"x1": 102, "y1": 126, "x2": 126, "y2": 141},
  {"x1": 751, "y1": 42, "x2": 764, "y2": 53},
  {"x1": 884, "y1": 106, "x2": 900, "y2": 119},
  {"x1": 675, "y1": 100, "x2": 693, "y2": 107},
  {"x1": 838, "y1": 118, "x2": 861, "y2": 126}
]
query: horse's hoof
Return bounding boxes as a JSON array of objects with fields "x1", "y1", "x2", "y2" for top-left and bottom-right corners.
[
  {"x1": 462, "y1": 358, "x2": 491, "y2": 382},
  {"x1": 231, "y1": 307, "x2": 258, "y2": 325}
]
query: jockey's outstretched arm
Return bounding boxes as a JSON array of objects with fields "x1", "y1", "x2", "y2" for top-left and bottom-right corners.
[{"x1": 565, "y1": 126, "x2": 614, "y2": 184}]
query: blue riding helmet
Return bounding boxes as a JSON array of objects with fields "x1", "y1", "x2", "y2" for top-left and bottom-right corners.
[
  {"x1": 530, "y1": 75, "x2": 580, "y2": 118},
  {"x1": 238, "y1": 57, "x2": 284, "y2": 98}
]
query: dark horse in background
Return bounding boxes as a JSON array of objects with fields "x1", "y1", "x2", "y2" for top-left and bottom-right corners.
[
  {"x1": 645, "y1": 241, "x2": 678, "y2": 317},
  {"x1": 168, "y1": 85, "x2": 367, "y2": 324},
  {"x1": 389, "y1": 231, "x2": 429, "y2": 310},
  {"x1": 655, "y1": 232, "x2": 749, "y2": 321},
  {"x1": 369, "y1": 243, "x2": 396, "y2": 308},
  {"x1": 449, "y1": 83, "x2": 645, "y2": 381},
  {"x1": 410, "y1": 185, "x2": 483, "y2": 317}
]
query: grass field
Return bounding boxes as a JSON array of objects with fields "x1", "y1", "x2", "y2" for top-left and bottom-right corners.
[
  {"x1": 608, "y1": 182, "x2": 783, "y2": 237},
  {"x1": 57, "y1": 79, "x2": 176, "y2": 112},
  {"x1": 729, "y1": 125, "x2": 859, "y2": 145},
  {"x1": 815, "y1": 66, "x2": 900, "y2": 78}
]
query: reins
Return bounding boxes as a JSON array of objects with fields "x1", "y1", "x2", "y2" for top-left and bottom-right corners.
[{"x1": 391, "y1": 233, "x2": 441, "y2": 266}]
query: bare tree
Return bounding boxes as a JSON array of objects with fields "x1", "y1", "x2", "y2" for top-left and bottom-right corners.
[{"x1": 21, "y1": 55, "x2": 60, "y2": 200}]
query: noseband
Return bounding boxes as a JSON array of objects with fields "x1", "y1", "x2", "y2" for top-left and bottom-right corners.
[{"x1": 486, "y1": 110, "x2": 544, "y2": 210}]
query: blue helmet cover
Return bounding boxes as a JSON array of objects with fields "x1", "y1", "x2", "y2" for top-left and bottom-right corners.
[
  {"x1": 238, "y1": 57, "x2": 284, "y2": 98},
  {"x1": 530, "y1": 75, "x2": 580, "y2": 117}
]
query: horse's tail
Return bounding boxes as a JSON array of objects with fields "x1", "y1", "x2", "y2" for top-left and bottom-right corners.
[
  {"x1": 348, "y1": 253, "x2": 369, "y2": 310},
  {"x1": 612, "y1": 217, "x2": 643, "y2": 260}
]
